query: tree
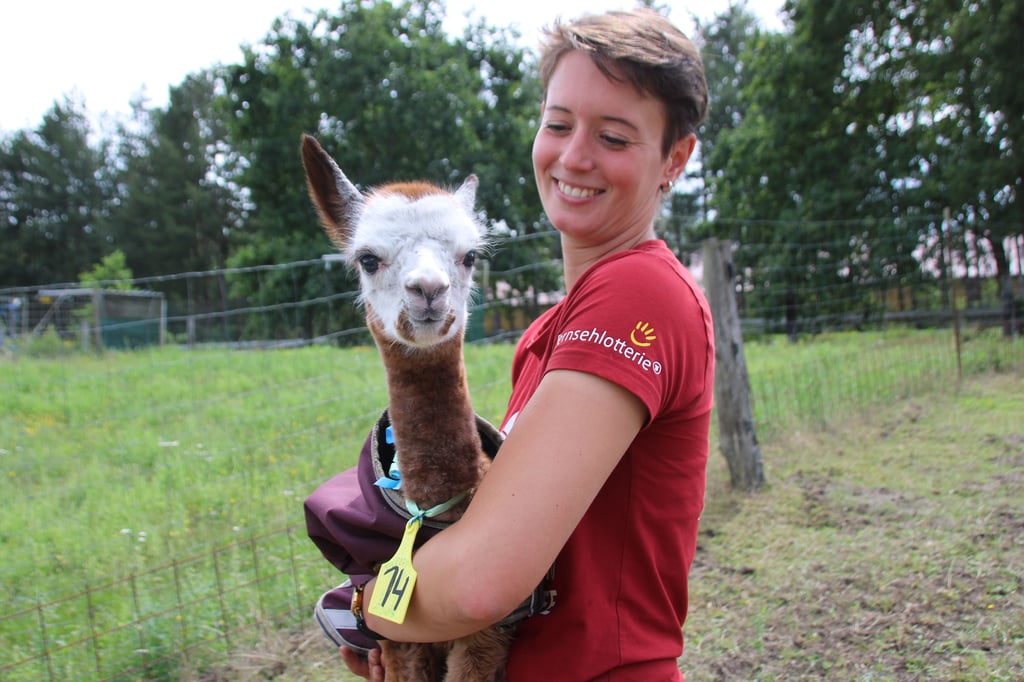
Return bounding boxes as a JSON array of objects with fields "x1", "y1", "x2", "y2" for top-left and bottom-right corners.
[
  {"x1": 222, "y1": 0, "x2": 549, "y2": 339},
  {"x1": 909, "y1": 0, "x2": 1023, "y2": 333},
  {"x1": 662, "y1": 3, "x2": 768, "y2": 259},
  {"x1": 696, "y1": 1, "x2": 764, "y2": 217},
  {"x1": 702, "y1": 7, "x2": 879, "y2": 326},
  {"x1": 0, "y1": 96, "x2": 113, "y2": 286},
  {"x1": 700, "y1": 0, "x2": 1024, "y2": 332},
  {"x1": 103, "y1": 70, "x2": 238, "y2": 279},
  {"x1": 78, "y1": 249, "x2": 135, "y2": 291},
  {"x1": 702, "y1": 2, "x2": 934, "y2": 328}
]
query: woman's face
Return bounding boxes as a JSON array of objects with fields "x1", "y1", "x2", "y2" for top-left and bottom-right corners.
[{"x1": 532, "y1": 50, "x2": 693, "y2": 247}]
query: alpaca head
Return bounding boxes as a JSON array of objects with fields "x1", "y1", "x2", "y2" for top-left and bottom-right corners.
[{"x1": 301, "y1": 135, "x2": 484, "y2": 349}]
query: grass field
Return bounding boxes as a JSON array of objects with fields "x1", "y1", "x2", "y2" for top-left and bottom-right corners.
[
  {"x1": 2, "y1": 328, "x2": 1021, "y2": 680},
  {"x1": 0, "y1": 339, "x2": 513, "y2": 680}
]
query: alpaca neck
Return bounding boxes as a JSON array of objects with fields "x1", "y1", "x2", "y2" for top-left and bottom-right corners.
[
  {"x1": 380, "y1": 335, "x2": 475, "y2": 428},
  {"x1": 372, "y1": 327, "x2": 485, "y2": 512}
]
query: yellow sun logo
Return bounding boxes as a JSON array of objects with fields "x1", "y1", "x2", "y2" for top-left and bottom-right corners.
[{"x1": 630, "y1": 321, "x2": 656, "y2": 347}]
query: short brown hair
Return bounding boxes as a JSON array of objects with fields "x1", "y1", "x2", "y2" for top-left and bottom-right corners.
[{"x1": 537, "y1": 9, "x2": 709, "y2": 156}]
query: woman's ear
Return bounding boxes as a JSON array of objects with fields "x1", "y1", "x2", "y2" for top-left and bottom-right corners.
[{"x1": 663, "y1": 133, "x2": 697, "y2": 186}]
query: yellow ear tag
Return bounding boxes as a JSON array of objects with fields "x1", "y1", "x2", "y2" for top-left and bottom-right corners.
[{"x1": 368, "y1": 516, "x2": 422, "y2": 624}]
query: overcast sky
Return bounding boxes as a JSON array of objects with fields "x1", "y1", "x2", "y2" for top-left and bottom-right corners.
[{"x1": 0, "y1": 0, "x2": 783, "y2": 133}]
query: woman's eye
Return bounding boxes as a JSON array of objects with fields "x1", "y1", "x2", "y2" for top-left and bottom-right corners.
[
  {"x1": 462, "y1": 250, "x2": 478, "y2": 268},
  {"x1": 358, "y1": 254, "x2": 381, "y2": 274},
  {"x1": 543, "y1": 122, "x2": 570, "y2": 133},
  {"x1": 602, "y1": 134, "x2": 629, "y2": 148}
]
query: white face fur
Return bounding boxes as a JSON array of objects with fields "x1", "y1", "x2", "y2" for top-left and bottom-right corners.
[{"x1": 348, "y1": 184, "x2": 484, "y2": 349}]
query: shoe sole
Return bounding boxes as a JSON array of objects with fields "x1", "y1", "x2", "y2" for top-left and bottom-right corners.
[{"x1": 314, "y1": 585, "x2": 374, "y2": 654}]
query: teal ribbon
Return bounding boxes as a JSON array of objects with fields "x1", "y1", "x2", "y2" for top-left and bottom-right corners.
[{"x1": 405, "y1": 491, "x2": 469, "y2": 522}]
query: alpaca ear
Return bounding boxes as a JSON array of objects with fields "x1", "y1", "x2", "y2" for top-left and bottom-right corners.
[
  {"x1": 454, "y1": 174, "x2": 478, "y2": 215},
  {"x1": 301, "y1": 134, "x2": 364, "y2": 250}
]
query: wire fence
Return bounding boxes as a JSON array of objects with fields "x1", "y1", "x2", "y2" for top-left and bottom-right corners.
[
  {"x1": 1, "y1": 229, "x2": 1022, "y2": 680},
  {"x1": 2, "y1": 526, "x2": 328, "y2": 681},
  {"x1": 3, "y1": 221, "x2": 1022, "y2": 351}
]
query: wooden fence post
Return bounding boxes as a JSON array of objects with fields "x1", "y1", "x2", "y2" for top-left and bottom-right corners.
[
  {"x1": 702, "y1": 238, "x2": 765, "y2": 491},
  {"x1": 91, "y1": 288, "x2": 104, "y2": 352}
]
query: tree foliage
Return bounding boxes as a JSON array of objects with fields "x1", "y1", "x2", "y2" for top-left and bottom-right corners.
[
  {"x1": 0, "y1": 96, "x2": 112, "y2": 286},
  {"x1": 102, "y1": 70, "x2": 238, "y2": 280},
  {"x1": 702, "y1": 0, "x2": 1022, "y2": 330},
  {"x1": 909, "y1": 0, "x2": 1024, "y2": 314},
  {"x1": 78, "y1": 249, "x2": 135, "y2": 290},
  {"x1": 221, "y1": 0, "x2": 550, "y2": 338}
]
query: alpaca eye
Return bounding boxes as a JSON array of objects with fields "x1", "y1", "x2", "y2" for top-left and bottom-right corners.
[
  {"x1": 358, "y1": 254, "x2": 381, "y2": 274},
  {"x1": 461, "y1": 250, "x2": 477, "y2": 268}
]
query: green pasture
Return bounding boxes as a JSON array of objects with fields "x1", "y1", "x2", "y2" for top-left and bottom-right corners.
[
  {"x1": 0, "y1": 339, "x2": 513, "y2": 680},
  {"x1": 1, "y1": 328, "x2": 1020, "y2": 680}
]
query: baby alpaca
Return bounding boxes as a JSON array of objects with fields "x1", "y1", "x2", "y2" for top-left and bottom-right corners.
[{"x1": 302, "y1": 134, "x2": 510, "y2": 681}]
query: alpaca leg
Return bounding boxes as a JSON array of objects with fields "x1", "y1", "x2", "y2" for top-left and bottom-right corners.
[
  {"x1": 443, "y1": 628, "x2": 513, "y2": 682},
  {"x1": 381, "y1": 640, "x2": 448, "y2": 682}
]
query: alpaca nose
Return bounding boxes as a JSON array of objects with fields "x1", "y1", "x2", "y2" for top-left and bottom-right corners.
[
  {"x1": 405, "y1": 248, "x2": 451, "y2": 309},
  {"x1": 406, "y1": 279, "x2": 450, "y2": 307}
]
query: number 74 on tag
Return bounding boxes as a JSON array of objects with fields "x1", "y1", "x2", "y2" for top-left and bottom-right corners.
[{"x1": 368, "y1": 516, "x2": 422, "y2": 624}]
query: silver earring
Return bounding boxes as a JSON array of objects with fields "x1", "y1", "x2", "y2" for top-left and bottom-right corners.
[{"x1": 660, "y1": 180, "x2": 674, "y2": 192}]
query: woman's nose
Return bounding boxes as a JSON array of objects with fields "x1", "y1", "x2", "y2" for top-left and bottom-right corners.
[{"x1": 560, "y1": 130, "x2": 595, "y2": 171}]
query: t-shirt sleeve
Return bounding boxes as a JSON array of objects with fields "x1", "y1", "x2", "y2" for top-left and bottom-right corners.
[{"x1": 545, "y1": 253, "x2": 713, "y2": 421}]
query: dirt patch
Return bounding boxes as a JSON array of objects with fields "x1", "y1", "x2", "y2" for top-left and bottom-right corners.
[
  {"x1": 684, "y1": 371, "x2": 1024, "y2": 680},
  {"x1": 790, "y1": 472, "x2": 936, "y2": 532}
]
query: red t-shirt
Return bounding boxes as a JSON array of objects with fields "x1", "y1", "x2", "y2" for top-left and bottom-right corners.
[{"x1": 502, "y1": 240, "x2": 714, "y2": 681}]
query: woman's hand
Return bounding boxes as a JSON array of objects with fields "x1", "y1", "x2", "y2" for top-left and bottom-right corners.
[{"x1": 339, "y1": 646, "x2": 384, "y2": 682}]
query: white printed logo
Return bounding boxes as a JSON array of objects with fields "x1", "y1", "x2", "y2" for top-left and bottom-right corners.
[{"x1": 555, "y1": 321, "x2": 663, "y2": 375}]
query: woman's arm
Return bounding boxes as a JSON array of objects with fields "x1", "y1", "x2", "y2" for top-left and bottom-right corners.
[{"x1": 359, "y1": 368, "x2": 647, "y2": 642}]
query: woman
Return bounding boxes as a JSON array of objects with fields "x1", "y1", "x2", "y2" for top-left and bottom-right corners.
[{"x1": 341, "y1": 8, "x2": 713, "y2": 679}]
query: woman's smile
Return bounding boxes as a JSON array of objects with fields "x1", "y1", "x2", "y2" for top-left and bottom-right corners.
[{"x1": 555, "y1": 179, "x2": 603, "y2": 200}]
